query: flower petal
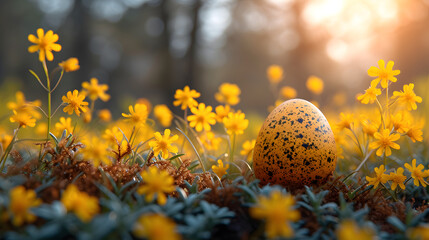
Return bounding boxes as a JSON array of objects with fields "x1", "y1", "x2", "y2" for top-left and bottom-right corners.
[
  {"x1": 28, "y1": 34, "x2": 38, "y2": 43},
  {"x1": 37, "y1": 28, "x2": 44, "y2": 39},
  {"x1": 28, "y1": 45, "x2": 39, "y2": 53}
]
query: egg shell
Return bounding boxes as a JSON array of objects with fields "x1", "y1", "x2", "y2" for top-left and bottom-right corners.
[{"x1": 253, "y1": 99, "x2": 337, "y2": 188}]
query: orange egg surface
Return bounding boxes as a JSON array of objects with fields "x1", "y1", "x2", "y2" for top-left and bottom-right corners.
[{"x1": 253, "y1": 99, "x2": 337, "y2": 188}]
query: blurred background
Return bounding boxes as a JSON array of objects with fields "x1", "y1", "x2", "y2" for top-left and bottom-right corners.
[{"x1": 1, "y1": 0, "x2": 429, "y2": 115}]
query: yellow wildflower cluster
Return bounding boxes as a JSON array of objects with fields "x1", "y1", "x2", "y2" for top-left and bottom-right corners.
[
  {"x1": 335, "y1": 60, "x2": 423, "y2": 175},
  {"x1": 366, "y1": 159, "x2": 429, "y2": 191},
  {"x1": 265, "y1": 65, "x2": 326, "y2": 112},
  {"x1": 171, "y1": 84, "x2": 250, "y2": 176}
]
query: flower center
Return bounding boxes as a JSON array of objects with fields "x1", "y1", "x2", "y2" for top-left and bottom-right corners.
[
  {"x1": 159, "y1": 140, "x2": 168, "y2": 150},
  {"x1": 197, "y1": 115, "x2": 205, "y2": 123},
  {"x1": 39, "y1": 38, "x2": 49, "y2": 49},
  {"x1": 380, "y1": 138, "x2": 391, "y2": 147},
  {"x1": 379, "y1": 71, "x2": 389, "y2": 79}
]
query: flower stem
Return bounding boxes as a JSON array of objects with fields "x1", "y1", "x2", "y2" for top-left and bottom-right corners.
[
  {"x1": 375, "y1": 98, "x2": 385, "y2": 129},
  {"x1": 180, "y1": 108, "x2": 188, "y2": 152},
  {"x1": 404, "y1": 177, "x2": 412, "y2": 186},
  {"x1": 230, "y1": 133, "x2": 236, "y2": 163},
  {"x1": 0, "y1": 127, "x2": 21, "y2": 172},
  {"x1": 381, "y1": 182, "x2": 397, "y2": 201},
  {"x1": 386, "y1": 85, "x2": 389, "y2": 115},
  {"x1": 355, "y1": 149, "x2": 376, "y2": 172},
  {"x1": 50, "y1": 69, "x2": 64, "y2": 93},
  {"x1": 349, "y1": 127, "x2": 364, "y2": 157},
  {"x1": 42, "y1": 60, "x2": 51, "y2": 142}
]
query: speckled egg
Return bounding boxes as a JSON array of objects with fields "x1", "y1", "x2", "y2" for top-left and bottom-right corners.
[{"x1": 253, "y1": 99, "x2": 337, "y2": 188}]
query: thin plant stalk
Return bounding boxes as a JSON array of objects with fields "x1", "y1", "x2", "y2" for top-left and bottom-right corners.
[
  {"x1": 0, "y1": 127, "x2": 21, "y2": 172},
  {"x1": 176, "y1": 127, "x2": 206, "y2": 172},
  {"x1": 42, "y1": 60, "x2": 51, "y2": 141},
  {"x1": 180, "y1": 108, "x2": 188, "y2": 152},
  {"x1": 229, "y1": 133, "x2": 236, "y2": 163},
  {"x1": 355, "y1": 149, "x2": 376, "y2": 172}
]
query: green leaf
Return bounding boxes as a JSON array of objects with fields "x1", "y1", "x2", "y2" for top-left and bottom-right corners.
[{"x1": 168, "y1": 154, "x2": 185, "y2": 161}]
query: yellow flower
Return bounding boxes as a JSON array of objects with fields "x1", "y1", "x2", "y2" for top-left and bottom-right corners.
[
  {"x1": 201, "y1": 131, "x2": 222, "y2": 151},
  {"x1": 357, "y1": 80, "x2": 381, "y2": 104},
  {"x1": 280, "y1": 86, "x2": 297, "y2": 99},
  {"x1": 250, "y1": 191, "x2": 300, "y2": 239},
  {"x1": 7, "y1": 91, "x2": 42, "y2": 119},
  {"x1": 28, "y1": 28, "x2": 62, "y2": 62},
  {"x1": 392, "y1": 84, "x2": 423, "y2": 111},
  {"x1": 61, "y1": 184, "x2": 99, "y2": 222},
  {"x1": 133, "y1": 214, "x2": 181, "y2": 240},
  {"x1": 137, "y1": 98, "x2": 153, "y2": 113},
  {"x1": 407, "y1": 125, "x2": 423, "y2": 143},
  {"x1": 365, "y1": 165, "x2": 388, "y2": 189},
  {"x1": 137, "y1": 166, "x2": 175, "y2": 205},
  {"x1": 0, "y1": 134, "x2": 13, "y2": 151},
  {"x1": 98, "y1": 109, "x2": 112, "y2": 122},
  {"x1": 80, "y1": 136, "x2": 111, "y2": 167},
  {"x1": 369, "y1": 129, "x2": 400, "y2": 156},
  {"x1": 173, "y1": 86, "x2": 200, "y2": 110},
  {"x1": 267, "y1": 65, "x2": 284, "y2": 84},
  {"x1": 82, "y1": 78, "x2": 110, "y2": 102},
  {"x1": 9, "y1": 186, "x2": 41, "y2": 226},
  {"x1": 215, "y1": 105, "x2": 231, "y2": 123},
  {"x1": 212, "y1": 159, "x2": 229, "y2": 179},
  {"x1": 336, "y1": 113, "x2": 354, "y2": 130},
  {"x1": 215, "y1": 83, "x2": 241, "y2": 106},
  {"x1": 306, "y1": 76, "x2": 324, "y2": 95},
  {"x1": 154, "y1": 104, "x2": 173, "y2": 127},
  {"x1": 386, "y1": 167, "x2": 406, "y2": 190},
  {"x1": 389, "y1": 111, "x2": 411, "y2": 133},
  {"x1": 103, "y1": 126, "x2": 124, "y2": 145},
  {"x1": 115, "y1": 141, "x2": 131, "y2": 159},
  {"x1": 10, "y1": 110, "x2": 36, "y2": 128},
  {"x1": 122, "y1": 103, "x2": 148, "y2": 127},
  {"x1": 59, "y1": 58, "x2": 80, "y2": 72},
  {"x1": 62, "y1": 90, "x2": 89, "y2": 116},
  {"x1": 187, "y1": 103, "x2": 217, "y2": 132},
  {"x1": 223, "y1": 111, "x2": 249, "y2": 136},
  {"x1": 367, "y1": 59, "x2": 400, "y2": 88},
  {"x1": 240, "y1": 139, "x2": 256, "y2": 157},
  {"x1": 149, "y1": 129, "x2": 179, "y2": 159},
  {"x1": 404, "y1": 159, "x2": 429, "y2": 187},
  {"x1": 360, "y1": 118, "x2": 379, "y2": 137},
  {"x1": 336, "y1": 220, "x2": 375, "y2": 240},
  {"x1": 55, "y1": 117, "x2": 74, "y2": 135}
]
